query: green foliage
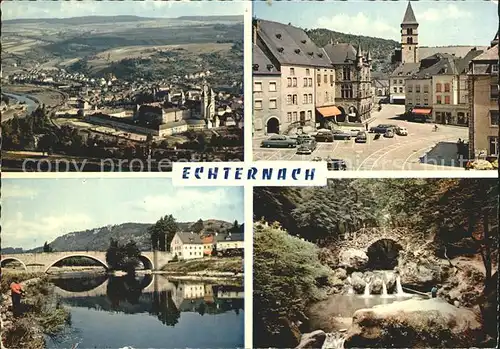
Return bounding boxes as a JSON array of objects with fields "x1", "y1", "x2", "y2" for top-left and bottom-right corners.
[
  {"x1": 149, "y1": 214, "x2": 179, "y2": 252},
  {"x1": 253, "y1": 224, "x2": 331, "y2": 347},
  {"x1": 191, "y1": 219, "x2": 205, "y2": 234},
  {"x1": 105, "y1": 239, "x2": 141, "y2": 272},
  {"x1": 43, "y1": 241, "x2": 53, "y2": 253}
]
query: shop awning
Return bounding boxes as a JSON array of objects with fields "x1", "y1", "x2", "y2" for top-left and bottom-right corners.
[
  {"x1": 317, "y1": 106, "x2": 342, "y2": 117},
  {"x1": 392, "y1": 95, "x2": 405, "y2": 99},
  {"x1": 412, "y1": 108, "x2": 432, "y2": 115}
]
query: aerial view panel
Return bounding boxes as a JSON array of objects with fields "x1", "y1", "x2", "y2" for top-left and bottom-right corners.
[
  {"x1": 252, "y1": 1, "x2": 498, "y2": 171},
  {"x1": 1, "y1": 1, "x2": 244, "y2": 172}
]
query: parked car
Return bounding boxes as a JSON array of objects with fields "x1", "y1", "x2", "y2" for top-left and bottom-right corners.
[
  {"x1": 296, "y1": 139, "x2": 317, "y2": 155},
  {"x1": 296, "y1": 134, "x2": 316, "y2": 144},
  {"x1": 314, "y1": 130, "x2": 334, "y2": 142},
  {"x1": 348, "y1": 128, "x2": 364, "y2": 137},
  {"x1": 396, "y1": 127, "x2": 408, "y2": 136},
  {"x1": 369, "y1": 124, "x2": 391, "y2": 134},
  {"x1": 260, "y1": 135, "x2": 297, "y2": 148},
  {"x1": 355, "y1": 131, "x2": 368, "y2": 143},
  {"x1": 331, "y1": 129, "x2": 352, "y2": 140},
  {"x1": 384, "y1": 129, "x2": 395, "y2": 138},
  {"x1": 326, "y1": 158, "x2": 348, "y2": 171},
  {"x1": 387, "y1": 124, "x2": 401, "y2": 133}
]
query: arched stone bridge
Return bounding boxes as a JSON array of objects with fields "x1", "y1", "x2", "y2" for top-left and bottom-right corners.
[
  {"x1": 337, "y1": 227, "x2": 425, "y2": 251},
  {"x1": 1, "y1": 251, "x2": 173, "y2": 273}
]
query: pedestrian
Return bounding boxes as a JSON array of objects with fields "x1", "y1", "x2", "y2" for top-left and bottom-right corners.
[
  {"x1": 431, "y1": 285, "x2": 438, "y2": 298},
  {"x1": 10, "y1": 278, "x2": 25, "y2": 317},
  {"x1": 365, "y1": 123, "x2": 369, "y2": 131}
]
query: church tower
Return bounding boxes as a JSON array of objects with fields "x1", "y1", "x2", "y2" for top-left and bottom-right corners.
[{"x1": 401, "y1": 1, "x2": 419, "y2": 63}]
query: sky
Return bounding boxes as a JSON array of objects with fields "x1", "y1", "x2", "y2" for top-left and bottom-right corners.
[
  {"x1": 1, "y1": 0, "x2": 245, "y2": 20},
  {"x1": 255, "y1": 0, "x2": 499, "y2": 47},
  {"x1": 1, "y1": 178, "x2": 244, "y2": 249}
]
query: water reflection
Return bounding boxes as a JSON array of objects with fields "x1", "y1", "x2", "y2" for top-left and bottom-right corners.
[{"x1": 48, "y1": 274, "x2": 244, "y2": 348}]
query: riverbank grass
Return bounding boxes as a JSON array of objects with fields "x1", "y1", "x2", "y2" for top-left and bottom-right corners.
[{"x1": 161, "y1": 256, "x2": 243, "y2": 274}]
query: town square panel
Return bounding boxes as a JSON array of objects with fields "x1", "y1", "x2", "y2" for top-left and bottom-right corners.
[
  {"x1": 1, "y1": 1, "x2": 244, "y2": 172},
  {"x1": 252, "y1": 1, "x2": 498, "y2": 171}
]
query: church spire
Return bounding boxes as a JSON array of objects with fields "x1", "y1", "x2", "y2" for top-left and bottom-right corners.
[
  {"x1": 402, "y1": 1, "x2": 418, "y2": 25},
  {"x1": 356, "y1": 42, "x2": 363, "y2": 58}
]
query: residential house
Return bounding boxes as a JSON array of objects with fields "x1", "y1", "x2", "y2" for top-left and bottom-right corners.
[
  {"x1": 202, "y1": 235, "x2": 215, "y2": 256},
  {"x1": 323, "y1": 42, "x2": 373, "y2": 123},
  {"x1": 253, "y1": 44, "x2": 282, "y2": 135},
  {"x1": 253, "y1": 19, "x2": 335, "y2": 136},
  {"x1": 372, "y1": 73, "x2": 390, "y2": 98},
  {"x1": 215, "y1": 232, "x2": 244, "y2": 251},
  {"x1": 172, "y1": 282, "x2": 206, "y2": 309},
  {"x1": 469, "y1": 39, "x2": 499, "y2": 159},
  {"x1": 170, "y1": 231, "x2": 204, "y2": 260}
]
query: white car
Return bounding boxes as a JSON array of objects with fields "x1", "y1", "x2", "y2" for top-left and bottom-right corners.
[{"x1": 397, "y1": 127, "x2": 408, "y2": 136}]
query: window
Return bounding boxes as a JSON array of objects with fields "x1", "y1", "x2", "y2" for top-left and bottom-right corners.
[
  {"x1": 308, "y1": 94, "x2": 313, "y2": 104},
  {"x1": 292, "y1": 94, "x2": 297, "y2": 104},
  {"x1": 290, "y1": 67, "x2": 295, "y2": 76},
  {"x1": 436, "y1": 83, "x2": 442, "y2": 92},
  {"x1": 444, "y1": 96, "x2": 450, "y2": 104},
  {"x1": 489, "y1": 137, "x2": 499, "y2": 155},
  {"x1": 407, "y1": 28, "x2": 413, "y2": 35},
  {"x1": 307, "y1": 110, "x2": 312, "y2": 119},
  {"x1": 393, "y1": 87, "x2": 397, "y2": 93},
  {"x1": 491, "y1": 84, "x2": 499, "y2": 99},
  {"x1": 343, "y1": 67, "x2": 351, "y2": 81},
  {"x1": 325, "y1": 91, "x2": 329, "y2": 101},
  {"x1": 399, "y1": 87, "x2": 403, "y2": 93},
  {"x1": 399, "y1": 80, "x2": 403, "y2": 84},
  {"x1": 423, "y1": 85, "x2": 429, "y2": 93},
  {"x1": 330, "y1": 75, "x2": 334, "y2": 85},
  {"x1": 303, "y1": 94, "x2": 307, "y2": 104},
  {"x1": 254, "y1": 81, "x2": 262, "y2": 92},
  {"x1": 269, "y1": 82, "x2": 277, "y2": 92},
  {"x1": 287, "y1": 77, "x2": 292, "y2": 87},
  {"x1": 408, "y1": 85, "x2": 413, "y2": 93},
  {"x1": 491, "y1": 110, "x2": 499, "y2": 126},
  {"x1": 341, "y1": 84, "x2": 353, "y2": 99},
  {"x1": 492, "y1": 64, "x2": 499, "y2": 73},
  {"x1": 287, "y1": 94, "x2": 292, "y2": 105},
  {"x1": 292, "y1": 78, "x2": 297, "y2": 87},
  {"x1": 293, "y1": 111, "x2": 298, "y2": 122},
  {"x1": 416, "y1": 85, "x2": 420, "y2": 93},
  {"x1": 300, "y1": 111, "x2": 306, "y2": 122},
  {"x1": 269, "y1": 99, "x2": 277, "y2": 109},
  {"x1": 407, "y1": 37, "x2": 413, "y2": 44},
  {"x1": 287, "y1": 112, "x2": 292, "y2": 122},
  {"x1": 303, "y1": 78, "x2": 308, "y2": 87},
  {"x1": 324, "y1": 74, "x2": 327, "y2": 83},
  {"x1": 308, "y1": 78, "x2": 313, "y2": 87},
  {"x1": 436, "y1": 95, "x2": 442, "y2": 104},
  {"x1": 393, "y1": 79, "x2": 397, "y2": 85},
  {"x1": 444, "y1": 83, "x2": 450, "y2": 92},
  {"x1": 254, "y1": 99, "x2": 262, "y2": 109},
  {"x1": 317, "y1": 74, "x2": 321, "y2": 86},
  {"x1": 424, "y1": 98, "x2": 429, "y2": 105},
  {"x1": 306, "y1": 68, "x2": 310, "y2": 76}
]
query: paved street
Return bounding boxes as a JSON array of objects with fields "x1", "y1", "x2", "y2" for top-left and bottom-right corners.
[{"x1": 253, "y1": 105, "x2": 468, "y2": 171}]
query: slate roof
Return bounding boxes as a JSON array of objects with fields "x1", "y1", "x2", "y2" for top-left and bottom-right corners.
[
  {"x1": 391, "y1": 62, "x2": 420, "y2": 77},
  {"x1": 322, "y1": 43, "x2": 357, "y2": 65},
  {"x1": 419, "y1": 46, "x2": 488, "y2": 60},
  {"x1": 253, "y1": 44, "x2": 280, "y2": 75},
  {"x1": 175, "y1": 231, "x2": 203, "y2": 244},
  {"x1": 414, "y1": 54, "x2": 458, "y2": 78},
  {"x1": 472, "y1": 45, "x2": 499, "y2": 62},
  {"x1": 470, "y1": 45, "x2": 499, "y2": 75},
  {"x1": 215, "y1": 232, "x2": 244, "y2": 242},
  {"x1": 373, "y1": 79, "x2": 390, "y2": 88},
  {"x1": 255, "y1": 19, "x2": 332, "y2": 68},
  {"x1": 402, "y1": 2, "x2": 418, "y2": 25}
]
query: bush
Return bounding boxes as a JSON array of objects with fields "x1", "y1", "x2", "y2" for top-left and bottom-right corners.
[{"x1": 253, "y1": 224, "x2": 331, "y2": 347}]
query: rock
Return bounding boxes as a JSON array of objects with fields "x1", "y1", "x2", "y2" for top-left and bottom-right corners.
[
  {"x1": 350, "y1": 272, "x2": 366, "y2": 294},
  {"x1": 295, "y1": 330, "x2": 327, "y2": 349},
  {"x1": 371, "y1": 276, "x2": 383, "y2": 295},
  {"x1": 382, "y1": 271, "x2": 397, "y2": 292},
  {"x1": 399, "y1": 260, "x2": 442, "y2": 291},
  {"x1": 276, "y1": 316, "x2": 302, "y2": 348},
  {"x1": 334, "y1": 268, "x2": 348, "y2": 280},
  {"x1": 339, "y1": 249, "x2": 369, "y2": 271},
  {"x1": 344, "y1": 298, "x2": 483, "y2": 348}
]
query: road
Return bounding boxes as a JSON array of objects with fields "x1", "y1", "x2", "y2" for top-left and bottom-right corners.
[{"x1": 253, "y1": 105, "x2": 468, "y2": 171}]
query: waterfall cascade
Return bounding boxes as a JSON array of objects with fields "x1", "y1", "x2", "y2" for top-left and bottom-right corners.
[
  {"x1": 381, "y1": 279, "x2": 388, "y2": 297},
  {"x1": 322, "y1": 332, "x2": 345, "y2": 349},
  {"x1": 363, "y1": 282, "x2": 371, "y2": 297},
  {"x1": 396, "y1": 275, "x2": 405, "y2": 296}
]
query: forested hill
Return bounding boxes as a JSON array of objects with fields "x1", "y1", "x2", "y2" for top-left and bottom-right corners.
[
  {"x1": 305, "y1": 28, "x2": 399, "y2": 73},
  {"x1": 2, "y1": 219, "x2": 236, "y2": 253}
]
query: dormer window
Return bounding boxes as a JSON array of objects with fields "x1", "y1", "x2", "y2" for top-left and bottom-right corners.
[
  {"x1": 277, "y1": 47, "x2": 284, "y2": 53},
  {"x1": 317, "y1": 53, "x2": 323, "y2": 58},
  {"x1": 266, "y1": 64, "x2": 274, "y2": 71},
  {"x1": 301, "y1": 40, "x2": 306, "y2": 44},
  {"x1": 276, "y1": 33, "x2": 282, "y2": 39},
  {"x1": 295, "y1": 48, "x2": 301, "y2": 54},
  {"x1": 492, "y1": 64, "x2": 499, "y2": 73},
  {"x1": 252, "y1": 64, "x2": 259, "y2": 71},
  {"x1": 308, "y1": 52, "x2": 314, "y2": 56}
]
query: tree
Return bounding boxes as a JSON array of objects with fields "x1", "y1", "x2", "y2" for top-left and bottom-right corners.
[
  {"x1": 191, "y1": 219, "x2": 205, "y2": 234},
  {"x1": 43, "y1": 241, "x2": 53, "y2": 253},
  {"x1": 105, "y1": 239, "x2": 141, "y2": 272},
  {"x1": 149, "y1": 214, "x2": 179, "y2": 252}
]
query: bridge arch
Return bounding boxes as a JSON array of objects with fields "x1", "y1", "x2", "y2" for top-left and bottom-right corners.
[
  {"x1": 44, "y1": 254, "x2": 109, "y2": 273},
  {"x1": 1, "y1": 257, "x2": 28, "y2": 271},
  {"x1": 366, "y1": 238, "x2": 403, "y2": 270},
  {"x1": 138, "y1": 254, "x2": 154, "y2": 270}
]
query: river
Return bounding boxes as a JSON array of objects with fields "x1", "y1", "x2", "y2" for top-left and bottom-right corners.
[
  {"x1": 2, "y1": 93, "x2": 38, "y2": 119},
  {"x1": 44, "y1": 273, "x2": 244, "y2": 349}
]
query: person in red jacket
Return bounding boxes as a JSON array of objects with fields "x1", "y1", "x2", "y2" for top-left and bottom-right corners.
[{"x1": 10, "y1": 278, "x2": 25, "y2": 317}]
